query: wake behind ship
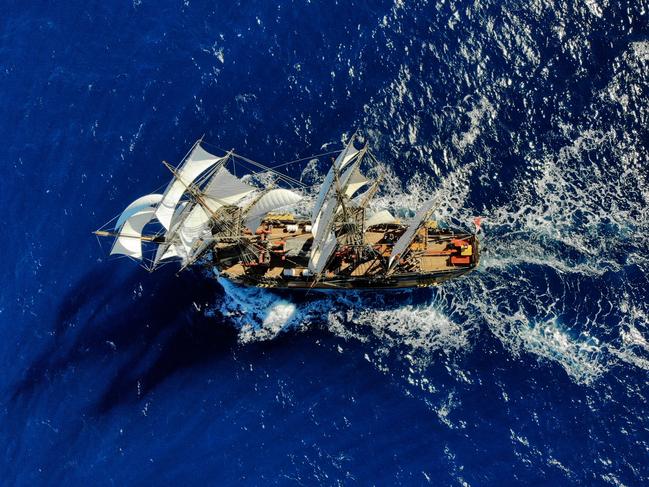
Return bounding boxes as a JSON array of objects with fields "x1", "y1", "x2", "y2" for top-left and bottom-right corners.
[{"x1": 95, "y1": 135, "x2": 480, "y2": 290}]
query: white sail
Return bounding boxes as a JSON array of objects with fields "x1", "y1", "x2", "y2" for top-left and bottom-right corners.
[
  {"x1": 388, "y1": 200, "x2": 437, "y2": 269},
  {"x1": 312, "y1": 196, "x2": 337, "y2": 244},
  {"x1": 307, "y1": 203, "x2": 338, "y2": 274},
  {"x1": 180, "y1": 166, "x2": 256, "y2": 252},
  {"x1": 308, "y1": 153, "x2": 367, "y2": 273},
  {"x1": 150, "y1": 202, "x2": 189, "y2": 265},
  {"x1": 311, "y1": 152, "x2": 364, "y2": 237},
  {"x1": 154, "y1": 242, "x2": 183, "y2": 262},
  {"x1": 153, "y1": 205, "x2": 211, "y2": 266},
  {"x1": 308, "y1": 231, "x2": 338, "y2": 274},
  {"x1": 202, "y1": 165, "x2": 256, "y2": 211},
  {"x1": 342, "y1": 166, "x2": 368, "y2": 198},
  {"x1": 365, "y1": 209, "x2": 396, "y2": 228},
  {"x1": 155, "y1": 142, "x2": 226, "y2": 230},
  {"x1": 352, "y1": 176, "x2": 381, "y2": 208},
  {"x1": 244, "y1": 188, "x2": 303, "y2": 232},
  {"x1": 178, "y1": 204, "x2": 211, "y2": 250},
  {"x1": 155, "y1": 166, "x2": 256, "y2": 266},
  {"x1": 115, "y1": 194, "x2": 163, "y2": 230},
  {"x1": 310, "y1": 138, "x2": 360, "y2": 223},
  {"x1": 169, "y1": 201, "x2": 188, "y2": 229},
  {"x1": 110, "y1": 207, "x2": 157, "y2": 260}
]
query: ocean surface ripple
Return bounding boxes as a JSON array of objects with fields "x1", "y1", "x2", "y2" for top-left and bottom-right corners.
[{"x1": 1, "y1": 0, "x2": 648, "y2": 485}]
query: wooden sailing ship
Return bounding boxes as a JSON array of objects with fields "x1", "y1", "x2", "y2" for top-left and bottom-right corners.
[{"x1": 95, "y1": 135, "x2": 480, "y2": 290}]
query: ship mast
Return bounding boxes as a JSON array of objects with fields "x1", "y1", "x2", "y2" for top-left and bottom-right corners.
[
  {"x1": 97, "y1": 135, "x2": 384, "y2": 277},
  {"x1": 308, "y1": 138, "x2": 375, "y2": 280},
  {"x1": 153, "y1": 143, "x2": 305, "y2": 270},
  {"x1": 335, "y1": 145, "x2": 369, "y2": 250},
  {"x1": 161, "y1": 157, "x2": 229, "y2": 218},
  {"x1": 155, "y1": 151, "x2": 260, "y2": 269}
]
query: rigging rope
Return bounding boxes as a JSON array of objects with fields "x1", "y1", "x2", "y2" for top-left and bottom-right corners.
[{"x1": 200, "y1": 139, "x2": 342, "y2": 186}]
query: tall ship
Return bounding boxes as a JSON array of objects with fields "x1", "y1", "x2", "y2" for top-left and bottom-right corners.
[{"x1": 95, "y1": 135, "x2": 480, "y2": 290}]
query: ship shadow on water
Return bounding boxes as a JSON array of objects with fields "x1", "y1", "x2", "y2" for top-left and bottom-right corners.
[
  {"x1": 10, "y1": 265, "x2": 256, "y2": 415},
  {"x1": 11, "y1": 263, "x2": 441, "y2": 416}
]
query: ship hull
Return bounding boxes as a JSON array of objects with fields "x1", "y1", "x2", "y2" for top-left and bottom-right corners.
[
  {"x1": 208, "y1": 222, "x2": 480, "y2": 291},
  {"x1": 222, "y1": 266, "x2": 476, "y2": 290}
]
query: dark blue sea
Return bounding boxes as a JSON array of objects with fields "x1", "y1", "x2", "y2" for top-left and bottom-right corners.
[{"x1": 2, "y1": 0, "x2": 648, "y2": 485}]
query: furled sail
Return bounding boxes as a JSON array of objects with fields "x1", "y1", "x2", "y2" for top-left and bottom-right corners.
[
  {"x1": 388, "y1": 200, "x2": 437, "y2": 269},
  {"x1": 244, "y1": 188, "x2": 303, "y2": 232},
  {"x1": 155, "y1": 142, "x2": 226, "y2": 230},
  {"x1": 115, "y1": 194, "x2": 163, "y2": 230},
  {"x1": 110, "y1": 207, "x2": 157, "y2": 260}
]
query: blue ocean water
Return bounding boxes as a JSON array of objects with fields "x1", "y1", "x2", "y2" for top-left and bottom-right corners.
[{"x1": 1, "y1": 0, "x2": 648, "y2": 484}]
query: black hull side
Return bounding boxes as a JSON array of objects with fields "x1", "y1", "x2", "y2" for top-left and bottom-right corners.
[{"x1": 220, "y1": 265, "x2": 477, "y2": 290}]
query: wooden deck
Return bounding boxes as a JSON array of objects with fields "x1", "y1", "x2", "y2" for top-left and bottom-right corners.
[{"x1": 216, "y1": 217, "x2": 479, "y2": 286}]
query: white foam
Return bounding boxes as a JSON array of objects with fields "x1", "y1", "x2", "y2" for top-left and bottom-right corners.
[
  {"x1": 217, "y1": 278, "x2": 297, "y2": 343},
  {"x1": 210, "y1": 128, "x2": 648, "y2": 386},
  {"x1": 204, "y1": 25, "x2": 649, "y2": 393},
  {"x1": 452, "y1": 96, "x2": 495, "y2": 152}
]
